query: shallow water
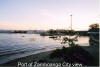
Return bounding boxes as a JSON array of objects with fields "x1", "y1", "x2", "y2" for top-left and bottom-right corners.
[{"x1": 0, "y1": 33, "x2": 89, "y2": 64}]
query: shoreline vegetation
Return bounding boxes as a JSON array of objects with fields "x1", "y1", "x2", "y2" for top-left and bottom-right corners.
[{"x1": 0, "y1": 23, "x2": 99, "y2": 66}]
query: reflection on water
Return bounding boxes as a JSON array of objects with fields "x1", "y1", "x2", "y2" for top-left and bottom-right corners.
[
  {"x1": 0, "y1": 33, "x2": 89, "y2": 64},
  {"x1": 77, "y1": 36, "x2": 89, "y2": 46}
]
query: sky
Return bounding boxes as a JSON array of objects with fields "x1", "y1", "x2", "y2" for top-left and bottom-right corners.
[{"x1": 0, "y1": 0, "x2": 100, "y2": 30}]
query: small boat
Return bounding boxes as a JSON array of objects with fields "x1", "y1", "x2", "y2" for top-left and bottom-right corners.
[
  {"x1": 22, "y1": 35, "x2": 25, "y2": 37},
  {"x1": 30, "y1": 38, "x2": 35, "y2": 41},
  {"x1": 49, "y1": 36, "x2": 57, "y2": 38}
]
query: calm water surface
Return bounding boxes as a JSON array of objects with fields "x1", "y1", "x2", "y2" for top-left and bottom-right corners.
[{"x1": 0, "y1": 33, "x2": 89, "y2": 64}]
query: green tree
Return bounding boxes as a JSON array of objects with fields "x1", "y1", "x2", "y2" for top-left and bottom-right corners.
[
  {"x1": 89, "y1": 23, "x2": 99, "y2": 32},
  {"x1": 61, "y1": 36, "x2": 78, "y2": 47}
]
